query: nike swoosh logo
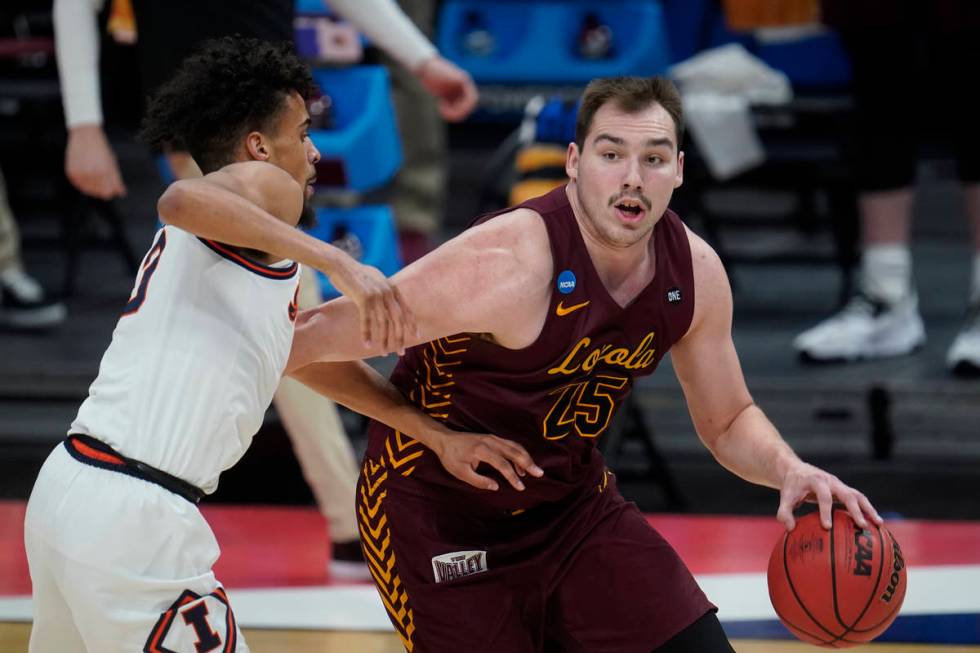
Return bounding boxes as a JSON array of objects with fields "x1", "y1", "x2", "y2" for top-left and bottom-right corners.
[{"x1": 556, "y1": 300, "x2": 590, "y2": 316}]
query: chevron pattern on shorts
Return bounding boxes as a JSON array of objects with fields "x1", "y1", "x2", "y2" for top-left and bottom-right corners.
[{"x1": 357, "y1": 457, "x2": 416, "y2": 651}]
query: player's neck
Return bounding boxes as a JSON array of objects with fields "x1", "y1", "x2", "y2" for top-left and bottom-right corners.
[
  {"x1": 578, "y1": 223, "x2": 656, "y2": 306},
  {"x1": 567, "y1": 187, "x2": 656, "y2": 293}
]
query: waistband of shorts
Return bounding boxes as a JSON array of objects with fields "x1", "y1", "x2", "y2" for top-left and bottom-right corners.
[{"x1": 64, "y1": 434, "x2": 205, "y2": 504}]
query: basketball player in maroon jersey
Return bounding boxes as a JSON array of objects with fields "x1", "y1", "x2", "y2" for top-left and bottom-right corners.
[{"x1": 202, "y1": 76, "x2": 884, "y2": 652}]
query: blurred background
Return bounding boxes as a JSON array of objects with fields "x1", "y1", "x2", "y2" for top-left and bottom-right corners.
[{"x1": 1, "y1": 0, "x2": 979, "y2": 544}]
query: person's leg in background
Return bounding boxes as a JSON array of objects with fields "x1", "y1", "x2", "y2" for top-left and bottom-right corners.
[
  {"x1": 272, "y1": 266, "x2": 367, "y2": 579},
  {"x1": 793, "y1": 25, "x2": 925, "y2": 361},
  {"x1": 379, "y1": 0, "x2": 448, "y2": 264},
  {"x1": 939, "y1": 19, "x2": 980, "y2": 375},
  {"x1": 948, "y1": 181, "x2": 980, "y2": 374},
  {"x1": 0, "y1": 167, "x2": 67, "y2": 330}
]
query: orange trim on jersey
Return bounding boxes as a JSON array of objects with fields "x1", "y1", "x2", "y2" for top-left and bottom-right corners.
[
  {"x1": 199, "y1": 238, "x2": 298, "y2": 279},
  {"x1": 70, "y1": 438, "x2": 125, "y2": 466},
  {"x1": 122, "y1": 229, "x2": 167, "y2": 317}
]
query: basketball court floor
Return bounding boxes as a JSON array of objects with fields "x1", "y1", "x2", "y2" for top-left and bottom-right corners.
[{"x1": 2, "y1": 500, "x2": 978, "y2": 652}]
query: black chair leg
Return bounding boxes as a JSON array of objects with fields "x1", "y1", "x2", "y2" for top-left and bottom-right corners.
[
  {"x1": 601, "y1": 395, "x2": 687, "y2": 511},
  {"x1": 61, "y1": 194, "x2": 86, "y2": 298},
  {"x1": 827, "y1": 184, "x2": 859, "y2": 306},
  {"x1": 96, "y1": 200, "x2": 140, "y2": 275},
  {"x1": 623, "y1": 397, "x2": 687, "y2": 511}
]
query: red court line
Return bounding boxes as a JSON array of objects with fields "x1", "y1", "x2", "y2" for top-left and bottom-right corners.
[
  {"x1": 3, "y1": 500, "x2": 979, "y2": 596},
  {"x1": 646, "y1": 514, "x2": 980, "y2": 573},
  {"x1": 1, "y1": 502, "x2": 330, "y2": 595}
]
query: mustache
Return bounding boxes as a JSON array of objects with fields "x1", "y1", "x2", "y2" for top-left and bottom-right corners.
[{"x1": 608, "y1": 191, "x2": 652, "y2": 210}]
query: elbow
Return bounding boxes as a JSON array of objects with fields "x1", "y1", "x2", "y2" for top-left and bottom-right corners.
[
  {"x1": 698, "y1": 401, "x2": 755, "y2": 453},
  {"x1": 156, "y1": 182, "x2": 192, "y2": 227}
]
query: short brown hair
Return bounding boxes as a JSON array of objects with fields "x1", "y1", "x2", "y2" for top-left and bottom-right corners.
[{"x1": 575, "y1": 76, "x2": 684, "y2": 148}]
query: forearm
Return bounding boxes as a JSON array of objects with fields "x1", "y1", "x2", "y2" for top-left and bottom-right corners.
[
  {"x1": 289, "y1": 361, "x2": 449, "y2": 454},
  {"x1": 326, "y1": 0, "x2": 437, "y2": 71},
  {"x1": 705, "y1": 404, "x2": 801, "y2": 490},
  {"x1": 157, "y1": 178, "x2": 347, "y2": 276},
  {"x1": 54, "y1": 0, "x2": 105, "y2": 127}
]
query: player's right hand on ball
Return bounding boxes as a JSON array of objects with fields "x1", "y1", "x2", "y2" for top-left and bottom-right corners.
[
  {"x1": 327, "y1": 257, "x2": 416, "y2": 355},
  {"x1": 435, "y1": 433, "x2": 544, "y2": 492}
]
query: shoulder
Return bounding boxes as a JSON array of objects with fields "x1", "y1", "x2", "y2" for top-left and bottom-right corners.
[
  {"x1": 466, "y1": 207, "x2": 549, "y2": 245},
  {"x1": 681, "y1": 225, "x2": 732, "y2": 335},
  {"x1": 456, "y1": 207, "x2": 553, "y2": 282},
  {"x1": 211, "y1": 161, "x2": 300, "y2": 194},
  {"x1": 208, "y1": 161, "x2": 302, "y2": 223},
  {"x1": 684, "y1": 226, "x2": 725, "y2": 281}
]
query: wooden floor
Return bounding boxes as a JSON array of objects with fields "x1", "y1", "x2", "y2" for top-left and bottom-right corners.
[{"x1": 2, "y1": 624, "x2": 979, "y2": 653}]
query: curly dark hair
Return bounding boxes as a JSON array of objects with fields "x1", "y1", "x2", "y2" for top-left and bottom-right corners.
[{"x1": 140, "y1": 36, "x2": 315, "y2": 173}]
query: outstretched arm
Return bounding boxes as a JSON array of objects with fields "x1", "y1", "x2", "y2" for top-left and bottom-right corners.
[
  {"x1": 287, "y1": 208, "x2": 553, "y2": 369},
  {"x1": 157, "y1": 161, "x2": 414, "y2": 351},
  {"x1": 290, "y1": 360, "x2": 543, "y2": 491},
  {"x1": 670, "y1": 229, "x2": 882, "y2": 532}
]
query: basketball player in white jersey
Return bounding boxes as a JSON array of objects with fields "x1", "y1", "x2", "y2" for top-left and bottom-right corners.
[{"x1": 24, "y1": 37, "x2": 538, "y2": 652}]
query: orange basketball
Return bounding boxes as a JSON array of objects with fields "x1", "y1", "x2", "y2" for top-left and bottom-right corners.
[{"x1": 767, "y1": 508, "x2": 907, "y2": 648}]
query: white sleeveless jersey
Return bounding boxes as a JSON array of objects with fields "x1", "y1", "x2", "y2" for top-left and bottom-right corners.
[{"x1": 71, "y1": 226, "x2": 300, "y2": 494}]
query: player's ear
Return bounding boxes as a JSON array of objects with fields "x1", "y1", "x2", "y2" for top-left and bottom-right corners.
[
  {"x1": 244, "y1": 132, "x2": 270, "y2": 161},
  {"x1": 566, "y1": 142, "x2": 580, "y2": 181}
]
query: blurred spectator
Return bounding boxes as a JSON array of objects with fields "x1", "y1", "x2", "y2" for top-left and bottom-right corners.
[
  {"x1": 0, "y1": 167, "x2": 66, "y2": 330},
  {"x1": 794, "y1": 0, "x2": 980, "y2": 376},
  {"x1": 52, "y1": 0, "x2": 475, "y2": 578},
  {"x1": 377, "y1": 0, "x2": 455, "y2": 264}
]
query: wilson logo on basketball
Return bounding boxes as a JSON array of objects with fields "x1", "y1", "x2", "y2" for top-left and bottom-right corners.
[
  {"x1": 853, "y1": 527, "x2": 874, "y2": 576},
  {"x1": 881, "y1": 536, "x2": 906, "y2": 603}
]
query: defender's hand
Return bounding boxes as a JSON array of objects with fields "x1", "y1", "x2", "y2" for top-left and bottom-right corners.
[
  {"x1": 66, "y1": 125, "x2": 127, "y2": 199},
  {"x1": 327, "y1": 257, "x2": 416, "y2": 354},
  {"x1": 776, "y1": 461, "x2": 883, "y2": 531},
  {"x1": 435, "y1": 433, "x2": 544, "y2": 491},
  {"x1": 415, "y1": 55, "x2": 479, "y2": 122}
]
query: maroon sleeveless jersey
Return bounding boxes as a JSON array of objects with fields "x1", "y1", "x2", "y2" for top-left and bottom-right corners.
[{"x1": 365, "y1": 185, "x2": 695, "y2": 511}]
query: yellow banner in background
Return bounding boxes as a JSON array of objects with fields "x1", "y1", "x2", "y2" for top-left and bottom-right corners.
[{"x1": 722, "y1": 0, "x2": 820, "y2": 30}]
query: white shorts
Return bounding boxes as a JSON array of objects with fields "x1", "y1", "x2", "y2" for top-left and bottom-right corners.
[{"x1": 24, "y1": 444, "x2": 249, "y2": 652}]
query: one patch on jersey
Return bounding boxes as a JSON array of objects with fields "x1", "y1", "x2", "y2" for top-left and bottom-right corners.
[
  {"x1": 431, "y1": 550, "x2": 488, "y2": 584},
  {"x1": 557, "y1": 270, "x2": 577, "y2": 295},
  {"x1": 666, "y1": 287, "x2": 683, "y2": 304}
]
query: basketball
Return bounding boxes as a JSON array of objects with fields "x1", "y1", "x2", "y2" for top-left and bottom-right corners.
[{"x1": 767, "y1": 508, "x2": 907, "y2": 648}]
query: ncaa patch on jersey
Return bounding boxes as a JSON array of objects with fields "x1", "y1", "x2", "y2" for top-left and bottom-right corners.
[
  {"x1": 557, "y1": 270, "x2": 577, "y2": 294},
  {"x1": 431, "y1": 550, "x2": 488, "y2": 584},
  {"x1": 666, "y1": 287, "x2": 683, "y2": 304}
]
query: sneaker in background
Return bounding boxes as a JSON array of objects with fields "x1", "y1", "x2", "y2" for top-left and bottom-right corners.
[
  {"x1": 793, "y1": 293, "x2": 925, "y2": 363},
  {"x1": 947, "y1": 303, "x2": 980, "y2": 377},
  {"x1": 0, "y1": 267, "x2": 66, "y2": 330}
]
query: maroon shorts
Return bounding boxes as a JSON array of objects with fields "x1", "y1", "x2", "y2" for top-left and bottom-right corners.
[{"x1": 356, "y1": 460, "x2": 715, "y2": 653}]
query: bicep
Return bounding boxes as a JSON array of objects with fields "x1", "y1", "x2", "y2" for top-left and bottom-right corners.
[
  {"x1": 670, "y1": 237, "x2": 753, "y2": 446},
  {"x1": 291, "y1": 215, "x2": 548, "y2": 365}
]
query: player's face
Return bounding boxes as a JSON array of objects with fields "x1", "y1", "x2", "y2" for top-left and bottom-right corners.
[
  {"x1": 264, "y1": 91, "x2": 320, "y2": 228},
  {"x1": 566, "y1": 101, "x2": 684, "y2": 249}
]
